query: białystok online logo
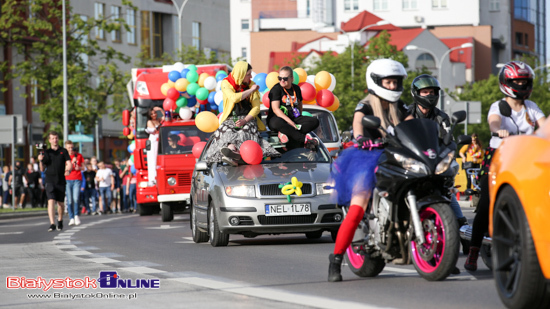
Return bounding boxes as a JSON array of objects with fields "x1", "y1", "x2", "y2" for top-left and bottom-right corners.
[{"x1": 6, "y1": 271, "x2": 160, "y2": 291}]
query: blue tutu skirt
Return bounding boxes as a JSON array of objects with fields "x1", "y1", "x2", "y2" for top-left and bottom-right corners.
[{"x1": 331, "y1": 148, "x2": 383, "y2": 205}]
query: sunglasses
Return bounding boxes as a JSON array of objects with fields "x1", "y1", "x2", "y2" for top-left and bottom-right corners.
[{"x1": 278, "y1": 76, "x2": 290, "y2": 81}]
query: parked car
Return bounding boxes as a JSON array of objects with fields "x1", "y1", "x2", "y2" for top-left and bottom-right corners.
[
  {"x1": 190, "y1": 133, "x2": 342, "y2": 247},
  {"x1": 488, "y1": 119, "x2": 550, "y2": 308}
]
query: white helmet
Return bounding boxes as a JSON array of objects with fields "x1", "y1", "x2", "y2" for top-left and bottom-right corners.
[{"x1": 366, "y1": 59, "x2": 407, "y2": 102}]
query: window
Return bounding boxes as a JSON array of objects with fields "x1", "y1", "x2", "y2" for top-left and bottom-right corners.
[
  {"x1": 415, "y1": 53, "x2": 436, "y2": 70},
  {"x1": 524, "y1": 33, "x2": 528, "y2": 46},
  {"x1": 373, "y1": 0, "x2": 388, "y2": 11},
  {"x1": 241, "y1": 19, "x2": 249, "y2": 31},
  {"x1": 127, "y1": 9, "x2": 136, "y2": 45},
  {"x1": 432, "y1": 0, "x2": 447, "y2": 8},
  {"x1": 152, "y1": 12, "x2": 163, "y2": 58},
  {"x1": 344, "y1": 0, "x2": 359, "y2": 11},
  {"x1": 111, "y1": 6, "x2": 121, "y2": 42},
  {"x1": 141, "y1": 11, "x2": 150, "y2": 58},
  {"x1": 241, "y1": 47, "x2": 247, "y2": 59},
  {"x1": 192, "y1": 21, "x2": 201, "y2": 50},
  {"x1": 489, "y1": 0, "x2": 499, "y2": 11},
  {"x1": 515, "y1": 32, "x2": 523, "y2": 46},
  {"x1": 403, "y1": 0, "x2": 417, "y2": 10},
  {"x1": 94, "y1": 3, "x2": 105, "y2": 40}
]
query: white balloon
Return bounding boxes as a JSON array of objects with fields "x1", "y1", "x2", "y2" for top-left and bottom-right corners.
[
  {"x1": 204, "y1": 76, "x2": 217, "y2": 91},
  {"x1": 214, "y1": 91, "x2": 223, "y2": 106},
  {"x1": 216, "y1": 80, "x2": 222, "y2": 92},
  {"x1": 173, "y1": 62, "x2": 185, "y2": 72},
  {"x1": 179, "y1": 106, "x2": 193, "y2": 120},
  {"x1": 306, "y1": 75, "x2": 316, "y2": 87},
  {"x1": 328, "y1": 73, "x2": 336, "y2": 92}
]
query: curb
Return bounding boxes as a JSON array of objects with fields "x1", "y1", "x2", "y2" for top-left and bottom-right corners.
[{"x1": 0, "y1": 211, "x2": 48, "y2": 220}]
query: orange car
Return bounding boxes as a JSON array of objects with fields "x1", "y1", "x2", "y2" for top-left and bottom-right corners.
[{"x1": 488, "y1": 118, "x2": 550, "y2": 309}]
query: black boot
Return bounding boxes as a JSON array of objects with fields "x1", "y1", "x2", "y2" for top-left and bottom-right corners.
[{"x1": 328, "y1": 253, "x2": 343, "y2": 282}]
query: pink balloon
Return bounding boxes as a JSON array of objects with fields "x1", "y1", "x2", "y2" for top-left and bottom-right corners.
[
  {"x1": 167, "y1": 87, "x2": 180, "y2": 101},
  {"x1": 299, "y1": 82, "x2": 316, "y2": 102},
  {"x1": 239, "y1": 140, "x2": 263, "y2": 165},
  {"x1": 192, "y1": 141, "x2": 207, "y2": 159},
  {"x1": 262, "y1": 91, "x2": 270, "y2": 108},
  {"x1": 316, "y1": 89, "x2": 335, "y2": 108},
  {"x1": 163, "y1": 98, "x2": 176, "y2": 112}
]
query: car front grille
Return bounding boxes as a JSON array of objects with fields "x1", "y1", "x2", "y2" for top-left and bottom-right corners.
[
  {"x1": 166, "y1": 173, "x2": 191, "y2": 187},
  {"x1": 257, "y1": 214, "x2": 317, "y2": 225},
  {"x1": 259, "y1": 183, "x2": 313, "y2": 196}
]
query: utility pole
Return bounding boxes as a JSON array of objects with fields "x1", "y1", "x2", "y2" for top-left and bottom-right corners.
[{"x1": 172, "y1": 0, "x2": 190, "y2": 50}]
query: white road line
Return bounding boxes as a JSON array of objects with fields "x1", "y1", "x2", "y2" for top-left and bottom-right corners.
[
  {"x1": 0, "y1": 231, "x2": 23, "y2": 235},
  {"x1": 0, "y1": 222, "x2": 43, "y2": 228},
  {"x1": 119, "y1": 266, "x2": 167, "y2": 274},
  {"x1": 383, "y1": 266, "x2": 418, "y2": 274},
  {"x1": 88, "y1": 257, "x2": 121, "y2": 264}
]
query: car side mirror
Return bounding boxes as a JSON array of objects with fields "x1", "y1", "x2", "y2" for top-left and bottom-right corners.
[
  {"x1": 194, "y1": 161, "x2": 208, "y2": 172},
  {"x1": 146, "y1": 140, "x2": 151, "y2": 151}
]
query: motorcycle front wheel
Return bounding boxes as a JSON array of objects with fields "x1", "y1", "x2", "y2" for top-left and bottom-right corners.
[
  {"x1": 345, "y1": 243, "x2": 385, "y2": 277},
  {"x1": 410, "y1": 203, "x2": 460, "y2": 281}
]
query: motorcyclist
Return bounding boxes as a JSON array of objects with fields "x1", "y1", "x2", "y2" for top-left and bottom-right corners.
[{"x1": 328, "y1": 59, "x2": 409, "y2": 282}]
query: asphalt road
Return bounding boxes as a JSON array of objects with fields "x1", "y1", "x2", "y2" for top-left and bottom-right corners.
[{"x1": 0, "y1": 205, "x2": 505, "y2": 309}]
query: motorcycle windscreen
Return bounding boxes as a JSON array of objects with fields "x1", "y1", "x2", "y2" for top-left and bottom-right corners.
[{"x1": 393, "y1": 118, "x2": 441, "y2": 165}]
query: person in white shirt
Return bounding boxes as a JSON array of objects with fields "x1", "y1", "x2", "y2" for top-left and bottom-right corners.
[{"x1": 95, "y1": 161, "x2": 114, "y2": 215}]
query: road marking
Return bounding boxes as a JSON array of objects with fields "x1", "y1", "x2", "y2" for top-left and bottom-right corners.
[
  {"x1": 119, "y1": 266, "x2": 167, "y2": 274},
  {"x1": 66, "y1": 250, "x2": 93, "y2": 256},
  {"x1": 0, "y1": 222, "x2": 43, "y2": 228},
  {"x1": 383, "y1": 266, "x2": 418, "y2": 274},
  {"x1": 146, "y1": 225, "x2": 182, "y2": 229},
  {"x1": 0, "y1": 231, "x2": 23, "y2": 235}
]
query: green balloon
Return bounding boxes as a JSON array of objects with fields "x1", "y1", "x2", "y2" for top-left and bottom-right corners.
[
  {"x1": 176, "y1": 96, "x2": 187, "y2": 107},
  {"x1": 293, "y1": 70, "x2": 299, "y2": 85},
  {"x1": 175, "y1": 106, "x2": 181, "y2": 114},
  {"x1": 302, "y1": 111, "x2": 313, "y2": 117},
  {"x1": 187, "y1": 71, "x2": 199, "y2": 83},
  {"x1": 196, "y1": 87, "x2": 209, "y2": 101},
  {"x1": 187, "y1": 64, "x2": 198, "y2": 72},
  {"x1": 187, "y1": 82, "x2": 200, "y2": 96}
]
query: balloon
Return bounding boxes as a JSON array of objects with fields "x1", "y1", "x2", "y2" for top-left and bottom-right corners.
[
  {"x1": 316, "y1": 89, "x2": 335, "y2": 108},
  {"x1": 178, "y1": 133, "x2": 187, "y2": 145},
  {"x1": 214, "y1": 91, "x2": 223, "y2": 105},
  {"x1": 196, "y1": 87, "x2": 209, "y2": 101},
  {"x1": 302, "y1": 111, "x2": 313, "y2": 117},
  {"x1": 299, "y1": 82, "x2": 316, "y2": 101},
  {"x1": 168, "y1": 70, "x2": 181, "y2": 82},
  {"x1": 187, "y1": 96, "x2": 197, "y2": 107},
  {"x1": 166, "y1": 87, "x2": 180, "y2": 100},
  {"x1": 176, "y1": 96, "x2": 187, "y2": 107},
  {"x1": 303, "y1": 99, "x2": 316, "y2": 105},
  {"x1": 207, "y1": 91, "x2": 216, "y2": 104},
  {"x1": 218, "y1": 101, "x2": 224, "y2": 112},
  {"x1": 160, "y1": 83, "x2": 171, "y2": 96},
  {"x1": 265, "y1": 72, "x2": 279, "y2": 90},
  {"x1": 326, "y1": 95, "x2": 340, "y2": 112},
  {"x1": 292, "y1": 70, "x2": 299, "y2": 85},
  {"x1": 179, "y1": 106, "x2": 193, "y2": 120},
  {"x1": 197, "y1": 98, "x2": 208, "y2": 105},
  {"x1": 314, "y1": 71, "x2": 331, "y2": 91},
  {"x1": 186, "y1": 71, "x2": 199, "y2": 83},
  {"x1": 240, "y1": 140, "x2": 263, "y2": 165},
  {"x1": 173, "y1": 62, "x2": 185, "y2": 72},
  {"x1": 306, "y1": 75, "x2": 316, "y2": 88},
  {"x1": 180, "y1": 68, "x2": 189, "y2": 79},
  {"x1": 210, "y1": 103, "x2": 218, "y2": 111},
  {"x1": 216, "y1": 73, "x2": 227, "y2": 82},
  {"x1": 328, "y1": 73, "x2": 336, "y2": 92},
  {"x1": 243, "y1": 164, "x2": 264, "y2": 180},
  {"x1": 294, "y1": 68, "x2": 307, "y2": 84},
  {"x1": 215, "y1": 80, "x2": 223, "y2": 92},
  {"x1": 167, "y1": 80, "x2": 175, "y2": 89},
  {"x1": 195, "y1": 111, "x2": 219, "y2": 133},
  {"x1": 175, "y1": 78, "x2": 189, "y2": 92},
  {"x1": 123, "y1": 127, "x2": 131, "y2": 136},
  {"x1": 198, "y1": 72, "x2": 210, "y2": 87},
  {"x1": 216, "y1": 70, "x2": 227, "y2": 78},
  {"x1": 187, "y1": 64, "x2": 198, "y2": 72},
  {"x1": 192, "y1": 141, "x2": 207, "y2": 158},
  {"x1": 130, "y1": 165, "x2": 137, "y2": 175},
  {"x1": 127, "y1": 133, "x2": 134, "y2": 140},
  {"x1": 163, "y1": 98, "x2": 177, "y2": 111},
  {"x1": 127, "y1": 144, "x2": 134, "y2": 154},
  {"x1": 187, "y1": 82, "x2": 200, "y2": 96},
  {"x1": 253, "y1": 73, "x2": 268, "y2": 92},
  {"x1": 262, "y1": 91, "x2": 270, "y2": 108},
  {"x1": 204, "y1": 76, "x2": 217, "y2": 90}
]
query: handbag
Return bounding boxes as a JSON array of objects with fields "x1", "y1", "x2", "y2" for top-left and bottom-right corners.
[{"x1": 462, "y1": 162, "x2": 474, "y2": 169}]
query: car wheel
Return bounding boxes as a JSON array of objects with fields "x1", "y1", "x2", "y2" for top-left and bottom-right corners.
[
  {"x1": 305, "y1": 231, "x2": 323, "y2": 239},
  {"x1": 161, "y1": 203, "x2": 173, "y2": 222},
  {"x1": 208, "y1": 202, "x2": 229, "y2": 247},
  {"x1": 138, "y1": 204, "x2": 152, "y2": 216},
  {"x1": 492, "y1": 186, "x2": 550, "y2": 308},
  {"x1": 191, "y1": 202, "x2": 208, "y2": 243}
]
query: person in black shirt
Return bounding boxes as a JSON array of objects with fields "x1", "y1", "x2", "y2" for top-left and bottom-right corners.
[
  {"x1": 165, "y1": 134, "x2": 186, "y2": 154},
  {"x1": 38, "y1": 131, "x2": 72, "y2": 232},
  {"x1": 267, "y1": 66, "x2": 320, "y2": 150},
  {"x1": 83, "y1": 163, "x2": 98, "y2": 215},
  {"x1": 25, "y1": 163, "x2": 41, "y2": 208},
  {"x1": 9, "y1": 161, "x2": 26, "y2": 208}
]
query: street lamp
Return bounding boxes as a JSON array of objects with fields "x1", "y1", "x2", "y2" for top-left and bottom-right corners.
[
  {"x1": 172, "y1": 0, "x2": 190, "y2": 50},
  {"x1": 342, "y1": 20, "x2": 390, "y2": 90}
]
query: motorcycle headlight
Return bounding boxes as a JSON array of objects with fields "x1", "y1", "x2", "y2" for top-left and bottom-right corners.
[
  {"x1": 167, "y1": 177, "x2": 177, "y2": 186},
  {"x1": 316, "y1": 183, "x2": 334, "y2": 195},
  {"x1": 225, "y1": 185, "x2": 256, "y2": 198},
  {"x1": 394, "y1": 153, "x2": 429, "y2": 174},
  {"x1": 435, "y1": 152, "x2": 455, "y2": 175}
]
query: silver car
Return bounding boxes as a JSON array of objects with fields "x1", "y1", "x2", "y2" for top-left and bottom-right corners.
[{"x1": 190, "y1": 135, "x2": 342, "y2": 247}]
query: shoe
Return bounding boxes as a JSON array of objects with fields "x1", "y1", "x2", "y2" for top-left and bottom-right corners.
[
  {"x1": 464, "y1": 246, "x2": 480, "y2": 271},
  {"x1": 98, "y1": 211, "x2": 103, "y2": 216},
  {"x1": 278, "y1": 132, "x2": 289, "y2": 144},
  {"x1": 222, "y1": 156, "x2": 238, "y2": 167},
  {"x1": 221, "y1": 147, "x2": 241, "y2": 160},
  {"x1": 451, "y1": 266, "x2": 460, "y2": 275},
  {"x1": 74, "y1": 216, "x2": 81, "y2": 226},
  {"x1": 48, "y1": 224, "x2": 56, "y2": 232},
  {"x1": 305, "y1": 134, "x2": 319, "y2": 150},
  {"x1": 69, "y1": 219, "x2": 75, "y2": 226},
  {"x1": 92, "y1": 211, "x2": 98, "y2": 216},
  {"x1": 328, "y1": 253, "x2": 343, "y2": 282},
  {"x1": 57, "y1": 220, "x2": 63, "y2": 231}
]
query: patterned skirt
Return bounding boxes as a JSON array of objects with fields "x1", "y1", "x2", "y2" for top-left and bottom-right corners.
[{"x1": 204, "y1": 116, "x2": 280, "y2": 164}]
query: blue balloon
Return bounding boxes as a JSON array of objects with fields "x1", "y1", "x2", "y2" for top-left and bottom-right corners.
[
  {"x1": 180, "y1": 68, "x2": 189, "y2": 79},
  {"x1": 216, "y1": 74, "x2": 227, "y2": 82},
  {"x1": 187, "y1": 95, "x2": 197, "y2": 107},
  {"x1": 218, "y1": 101, "x2": 223, "y2": 112},
  {"x1": 208, "y1": 91, "x2": 216, "y2": 104},
  {"x1": 130, "y1": 165, "x2": 137, "y2": 175},
  {"x1": 168, "y1": 70, "x2": 181, "y2": 82},
  {"x1": 127, "y1": 145, "x2": 133, "y2": 153},
  {"x1": 253, "y1": 73, "x2": 267, "y2": 92},
  {"x1": 210, "y1": 103, "x2": 218, "y2": 111}
]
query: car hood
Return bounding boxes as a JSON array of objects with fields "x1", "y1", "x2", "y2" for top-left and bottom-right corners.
[{"x1": 216, "y1": 162, "x2": 332, "y2": 186}]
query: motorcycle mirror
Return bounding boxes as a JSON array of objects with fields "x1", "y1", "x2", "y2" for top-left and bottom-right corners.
[
  {"x1": 498, "y1": 100, "x2": 512, "y2": 117},
  {"x1": 456, "y1": 134, "x2": 472, "y2": 145},
  {"x1": 156, "y1": 110, "x2": 164, "y2": 119},
  {"x1": 361, "y1": 116, "x2": 381, "y2": 130},
  {"x1": 451, "y1": 110, "x2": 467, "y2": 124}
]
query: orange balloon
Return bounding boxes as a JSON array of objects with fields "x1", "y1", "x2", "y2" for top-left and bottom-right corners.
[
  {"x1": 175, "y1": 78, "x2": 189, "y2": 92},
  {"x1": 294, "y1": 68, "x2": 307, "y2": 84},
  {"x1": 303, "y1": 99, "x2": 316, "y2": 105},
  {"x1": 314, "y1": 71, "x2": 331, "y2": 91},
  {"x1": 198, "y1": 72, "x2": 210, "y2": 87},
  {"x1": 265, "y1": 72, "x2": 279, "y2": 90},
  {"x1": 160, "y1": 83, "x2": 171, "y2": 96},
  {"x1": 326, "y1": 95, "x2": 340, "y2": 112}
]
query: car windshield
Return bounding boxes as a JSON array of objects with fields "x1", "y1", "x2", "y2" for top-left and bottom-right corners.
[
  {"x1": 304, "y1": 109, "x2": 339, "y2": 143},
  {"x1": 266, "y1": 147, "x2": 331, "y2": 164},
  {"x1": 159, "y1": 125, "x2": 211, "y2": 155}
]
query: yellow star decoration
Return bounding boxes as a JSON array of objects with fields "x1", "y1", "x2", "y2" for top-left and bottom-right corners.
[{"x1": 279, "y1": 177, "x2": 303, "y2": 202}]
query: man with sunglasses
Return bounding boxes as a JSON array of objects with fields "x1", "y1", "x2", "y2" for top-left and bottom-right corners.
[{"x1": 267, "y1": 66, "x2": 320, "y2": 149}]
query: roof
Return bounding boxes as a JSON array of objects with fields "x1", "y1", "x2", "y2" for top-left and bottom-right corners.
[
  {"x1": 292, "y1": 35, "x2": 335, "y2": 52},
  {"x1": 268, "y1": 50, "x2": 337, "y2": 72},
  {"x1": 440, "y1": 37, "x2": 474, "y2": 69},
  {"x1": 371, "y1": 28, "x2": 425, "y2": 51},
  {"x1": 341, "y1": 10, "x2": 400, "y2": 33}
]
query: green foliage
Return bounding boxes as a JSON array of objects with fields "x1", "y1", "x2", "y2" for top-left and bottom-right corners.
[{"x1": 0, "y1": 0, "x2": 135, "y2": 136}]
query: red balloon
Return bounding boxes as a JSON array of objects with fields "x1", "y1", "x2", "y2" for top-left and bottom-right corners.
[
  {"x1": 239, "y1": 140, "x2": 263, "y2": 165},
  {"x1": 243, "y1": 164, "x2": 264, "y2": 179},
  {"x1": 163, "y1": 98, "x2": 176, "y2": 111},
  {"x1": 192, "y1": 141, "x2": 207, "y2": 158},
  {"x1": 178, "y1": 133, "x2": 187, "y2": 145},
  {"x1": 166, "y1": 87, "x2": 180, "y2": 101},
  {"x1": 123, "y1": 127, "x2": 131, "y2": 136},
  {"x1": 316, "y1": 89, "x2": 335, "y2": 108},
  {"x1": 197, "y1": 98, "x2": 209, "y2": 105},
  {"x1": 299, "y1": 82, "x2": 316, "y2": 102},
  {"x1": 262, "y1": 91, "x2": 270, "y2": 108}
]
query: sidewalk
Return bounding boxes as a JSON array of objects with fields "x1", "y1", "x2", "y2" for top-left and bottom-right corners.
[{"x1": 0, "y1": 207, "x2": 48, "y2": 220}]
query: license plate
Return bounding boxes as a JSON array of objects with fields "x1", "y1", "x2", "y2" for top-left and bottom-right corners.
[{"x1": 265, "y1": 203, "x2": 311, "y2": 216}]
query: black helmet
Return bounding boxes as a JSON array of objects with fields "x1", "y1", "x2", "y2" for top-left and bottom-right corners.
[{"x1": 411, "y1": 74, "x2": 441, "y2": 110}]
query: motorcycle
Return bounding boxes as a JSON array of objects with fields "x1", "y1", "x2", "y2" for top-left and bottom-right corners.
[{"x1": 343, "y1": 111, "x2": 467, "y2": 281}]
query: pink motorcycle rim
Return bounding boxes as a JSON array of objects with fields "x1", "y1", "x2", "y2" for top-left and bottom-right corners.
[
  {"x1": 346, "y1": 245, "x2": 365, "y2": 269},
  {"x1": 410, "y1": 206, "x2": 446, "y2": 273}
]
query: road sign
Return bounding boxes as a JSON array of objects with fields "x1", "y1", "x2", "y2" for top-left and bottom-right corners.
[
  {"x1": 68, "y1": 134, "x2": 94, "y2": 143},
  {"x1": 448, "y1": 101, "x2": 482, "y2": 124},
  {"x1": 0, "y1": 115, "x2": 24, "y2": 145}
]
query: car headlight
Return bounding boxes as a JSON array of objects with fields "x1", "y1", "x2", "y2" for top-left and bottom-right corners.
[
  {"x1": 435, "y1": 152, "x2": 455, "y2": 175},
  {"x1": 394, "y1": 153, "x2": 429, "y2": 174},
  {"x1": 167, "y1": 177, "x2": 177, "y2": 186},
  {"x1": 316, "y1": 183, "x2": 334, "y2": 195},
  {"x1": 138, "y1": 181, "x2": 149, "y2": 188},
  {"x1": 225, "y1": 185, "x2": 256, "y2": 198}
]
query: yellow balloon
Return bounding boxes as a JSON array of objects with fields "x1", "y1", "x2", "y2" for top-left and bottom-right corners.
[
  {"x1": 198, "y1": 72, "x2": 210, "y2": 87},
  {"x1": 160, "y1": 83, "x2": 171, "y2": 96},
  {"x1": 195, "y1": 111, "x2": 219, "y2": 133},
  {"x1": 167, "y1": 80, "x2": 176, "y2": 88},
  {"x1": 314, "y1": 71, "x2": 331, "y2": 91},
  {"x1": 294, "y1": 68, "x2": 307, "y2": 84},
  {"x1": 127, "y1": 133, "x2": 134, "y2": 140},
  {"x1": 281, "y1": 186, "x2": 295, "y2": 195},
  {"x1": 175, "y1": 78, "x2": 190, "y2": 92},
  {"x1": 326, "y1": 95, "x2": 340, "y2": 112},
  {"x1": 265, "y1": 72, "x2": 279, "y2": 90},
  {"x1": 303, "y1": 99, "x2": 316, "y2": 105}
]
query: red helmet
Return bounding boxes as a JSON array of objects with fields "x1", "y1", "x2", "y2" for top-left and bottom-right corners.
[{"x1": 498, "y1": 61, "x2": 534, "y2": 100}]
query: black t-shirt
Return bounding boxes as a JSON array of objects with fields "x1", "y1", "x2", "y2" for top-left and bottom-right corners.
[
  {"x1": 354, "y1": 99, "x2": 409, "y2": 140},
  {"x1": 13, "y1": 168, "x2": 24, "y2": 187},
  {"x1": 42, "y1": 147, "x2": 71, "y2": 184},
  {"x1": 112, "y1": 167, "x2": 121, "y2": 188},
  {"x1": 165, "y1": 145, "x2": 186, "y2": 154},
  {"x1": 267, "y1": 83, "x2": 303, "y2": 122},
  {"x1": 84, "y1": 170, "x2": 96, "y2": 189},
  {"x1": 26, "y1": 171, "x2": 40, "y2": 188}
]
